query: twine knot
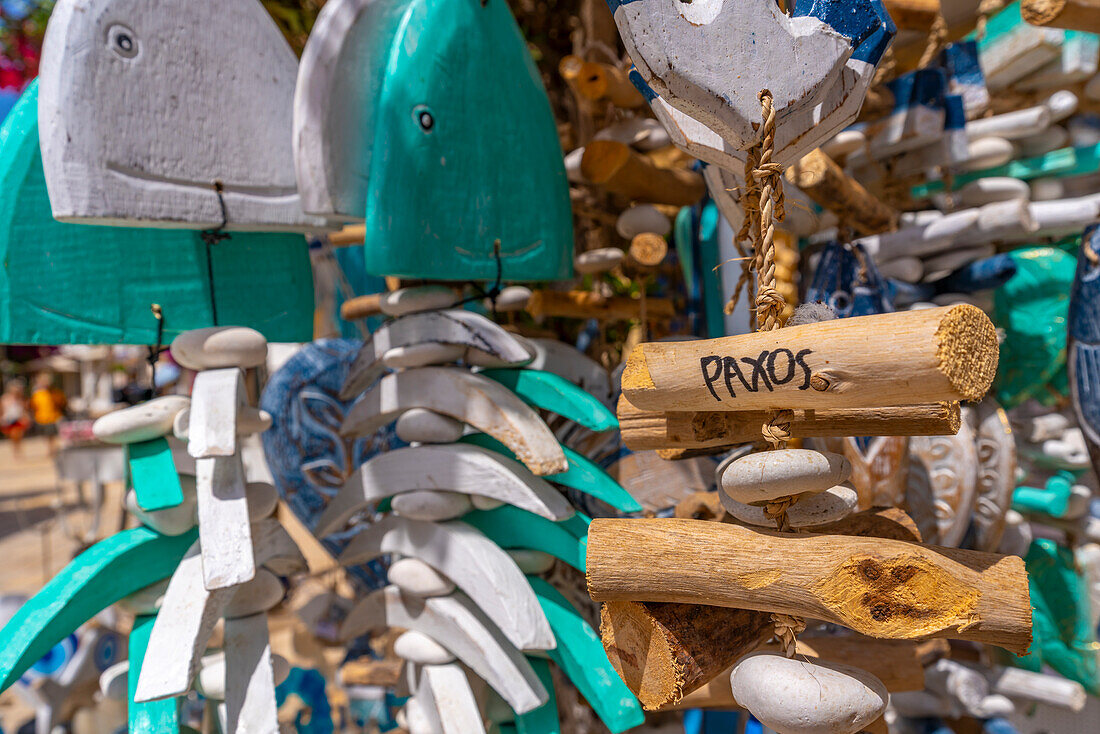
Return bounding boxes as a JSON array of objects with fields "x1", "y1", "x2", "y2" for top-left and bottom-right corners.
[
  {"x1": 770, "y1": 613, "x2": 806, "y2": 658},
  {"x1": 763, "y1": 494, "x2": 797, "y2": 533}
]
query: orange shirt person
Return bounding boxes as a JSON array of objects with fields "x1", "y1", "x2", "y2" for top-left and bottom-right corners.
[{"x1": 30, "y1": 373, "x2": 66, "y2": 454}]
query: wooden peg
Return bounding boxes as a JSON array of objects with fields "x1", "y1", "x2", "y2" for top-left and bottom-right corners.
[
  {"x1": 329, "y1": 224, "x2": 366, "y2": 247},
  {"x1": 617, "y1": 396, "x2": 961, "y2": 450},
  {"x1": 525, "y1": 289, "x2": 676, "y2": 321},
  {"x1": 622, "y1": 305, "x2": 999, "y2": 413},
  {"x1": 785, "y1": 149, "x2": 897, "y2": 236},
  {"x1": 339, "y1": 294, "x2": 383, "y2": 321},
  {"x1": 1022, "y1": 0, "x2": 1100, "y2": 33},
  {"x1": 587, "y1": 519, "x2": 1032, "y2": 653},
  {"x1": 628, "y1": 233, "x2": 669, "y2": 268},
  {"x1": 581, "y1": 141, "x2": 705, "y2": 206},
  {"x1": 575, "y1": 62, "x2": 646, "y2": 108}
]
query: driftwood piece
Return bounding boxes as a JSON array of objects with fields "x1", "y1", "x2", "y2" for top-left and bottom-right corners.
[
  {"x1": 580, "y1": 141, "x2": 705, "y2": 206},
  {"x1": 339, "y1": 294, "x2": 383, "y2": 321},
  {"x1": 417, "y1": 664, "x2": 488, "y2": 734},
  {"x1": 785, "y1": 149, "x2": 897, "y2": 235},
  {"x1": 526, "y1": 289, "x2": 675, "y2": 322},
  {"x1": 575, "y1": 62, "x2": 645, "y2": 108},
  {"x1": 223, "y1": 613, "x2": 278, "y2": 734},
  {"x1": 587, "y1": 519, "x2": 1032, "y2": 653},
  {"x1": 1022, "y1": 0, "x2": 1100, "y2": 33},
  {"x1": 618, "y1": 396, "x2": 960, "y2": 450},
  {"x1": 622, "y1": 305, "x2": 999, "y2": 412}
]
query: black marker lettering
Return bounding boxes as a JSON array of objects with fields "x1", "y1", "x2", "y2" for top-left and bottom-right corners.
[
  {"x1": 740, "y1": 351, "x2": 773, "y2": 392},
  {"x1": 767, "y1": 348, "x2": 796, "y2": 385},
  {"x1": 723, "y1": 356, "x2": 751, "y2": 396},
  {"x1": 700, "y1": 356, "x2": 723, "y2": 402},
  {"x1": 795, "y1": 349, "x2": 814, "y2": 390}
]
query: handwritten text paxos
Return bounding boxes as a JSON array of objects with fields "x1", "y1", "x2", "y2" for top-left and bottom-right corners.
[{"x1": 700, "y1": 349, "x2": 813, "y2": 402}]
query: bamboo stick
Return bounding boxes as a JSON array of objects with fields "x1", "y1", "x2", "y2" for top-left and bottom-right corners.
[
  {"x1": 340, "y1": 294, "x2": 383, "y2": 321},
  {"x1": 526, "y1": 289, "x2": 675, "y2": 321},
  {"x1": 575, "y1": 61, "x2": 646, "y2": 108},
  {"x1": 329, "y1": 224, "x2": 366, "y2": 247},
  {"x1": 621, "y1": 305, "x2": 998, "y2": 412},
  {"x1": 1022, "y1": 0, "x2": 1100, "y2": 33},
  {"x1": 587, "y1": 519, "x2": 1032, "y2": 654},
  {"x1": 581, "y1": 140, "x2": 706, "y2": 206},
  {"x1": 617, "y1": 396, "x2": 961, "y2": 450},
  {"x1": 785, "y1": 149, "x2": 897, "y2": 235}
]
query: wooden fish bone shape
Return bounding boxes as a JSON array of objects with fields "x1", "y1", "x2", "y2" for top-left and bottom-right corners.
[
  {"x1": 38, "y1": 0, "x2": 327, "y2": 231},
  {"x1": 611, "y1": 0, "x2": 894, "y2": 164}
]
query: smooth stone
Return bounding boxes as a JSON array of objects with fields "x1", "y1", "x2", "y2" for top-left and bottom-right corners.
[
  {"x1": 126, "y1": 475, "x2": 198, "y2": 536},
  {"x1": 493, "y1": 285, "x2": 532, "y2": 313},
  {"x1": 508, "y1": 549, "x2": 556, "y2": 574},
  {"x1": 719, "y1": 449, "x2": 851, "y2": 504},
  {"x1": 997, "y1": 510, "x2": 1033, "y2": 557},
  {"x1": 395, "y1": 408, "x2": 466, "y2": 444},
  {"x1": 471, "y1": 494, "x2": 506, "y2": 510},
  {"x1": 170, "y1": 326, "x2": 267, "y2": 371},
  {"x1": 196, "y1": 651, "x2": 290, "y2": 701},
  {"x1": 394, "y1": 630, "x2": 456, "y2": 665},
  {"x1": 173, "y1": 405, "x2": 272, "y2": 440},
  {"x1": 391, "y1": 490, "x2": 473, "y2": 521},
  {"x1": 1028, "y1": 413, "x2": 1069, "y2": 443},
  {"x1": 99, "y1": 660, "x2": 130, "y2": 701},
  {"x1": 1043, "y1": 428, "x2": 1090, "y2": 469},
  {"x1": 224, "y1": 569, "x2": 284, "y2": 618},
  {"x1": 821, "y1": 129, "x2": 866, "y2": 159},
  {"x1": 877, "y1": 257, "x2": 922, "y2": 283},
  {"x1": 116, "y1": 578, "x2": 170, "y2": 616},
  {"x1": 730, "y1": 652, "x2": 887, "y2": 734},
  {"x1": 594, "y1": 117, "x2": 670, "y2": 150},
  {"x1": 961, "y1": 137, "x2": 1015, "y2": 172},
  {"x1": 382, "y1": 343, "x2": 466, "y2": 370},
  {"x1": 93, "y1": 395, "x2": 190, "y2": 444},
  {"x1": 574, "y1": 247, "x2": 624, "y2": 275},
  {"x1": 380, "y1": 286, "x2": 459, "y2": 317},
  {"x1": 388, "y1": 557, "x2": 456, "y2": 597},
  {"x1": 721, "y1": 486, "x2": 858, "y2": 528},
  {"x1": 246, "y1": 481, "x2": 279, "y2": 521},
  {"x1": 955, "y1": 177, "x2": 1030, "y2": 208},
  {"x1": 616, "y1": 204, "x2": 671, "y2": 240}
]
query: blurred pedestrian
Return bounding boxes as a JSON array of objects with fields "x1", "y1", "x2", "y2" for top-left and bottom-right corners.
[
  {"x1": 30, "y1": 372, "x2": 66, "y2": 455},
  {"x1": 1, "y1": 379, "x2": 29, "y2": 459}
]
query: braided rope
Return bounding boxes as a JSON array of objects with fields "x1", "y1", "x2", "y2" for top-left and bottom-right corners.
[
  {"x1": 770, "y1": 613, "x2": 806, "y2": 658},
  {"x1": 753, "y1": 90, "x2": 786, "y2": 333}
]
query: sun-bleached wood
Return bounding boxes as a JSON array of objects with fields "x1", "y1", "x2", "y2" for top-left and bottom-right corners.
[
  {"x1": 194, "y1": 455, "x2": 255, "y2": 590},
  {"x1": 383, "y1": 587, "x2": 548, "y2": 714},
  {"x1": 338, "y1": 516, "x2": 555, "y2": 651},
  {"x1": 38, "y1": 0, "x2": 326, "y2": 231},
  {"x1": 223, "y1": 613, "x2": 278, "y2": 734},
  {"x1": 580, "y1": 141, "x2": 705, "y2": 206},
  {"x1": 188, "y1": 368, "x2": 244, "y2": 459},
  {"x1": 574, "y1": 62, "x2": 645, "y2": 108},
  {"x1": 340, "y1": 310, "x2": 532, "y2": 399},
  {"x1": 315, "y1": 444, "x2": 572, "y2": 537},
  {"x1": 525, "y1": 289, "x2": 676, "y2": 321},
  {"x1": 785, "y1": 149, "x2": 897, "y2": 236},
  {"x1": 340, "y1": 367, "x2": 567, "y2": 476},
  {"x1": 622, "y1": 305, "x2": 999, "y2": 412},
  {"x1": 1022, "y1": 0, "x2": 1100, "y2": 33},
  {"x1": 669, "y1": 636, "x2": 926, "y2": 709},
  {"x1": 587, "y1": 518, "x2": 1032, "y2": 653},
  {"x1": 526, "y1": 338, "x2": 611, "y2": 404},
  {"x1": 617, "y1": 396, "x2": 961, "y2": 450},
  {"x1": 416, "y1": 664, "x2": 487, "y2": 734},
  {"x1": 340, "y1": 294, "x2": 383, "y2": 321}
]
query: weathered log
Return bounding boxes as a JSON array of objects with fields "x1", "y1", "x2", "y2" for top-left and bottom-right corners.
[
  {"x1": 581, "y1": 140, "x2": 706, "y2": 206},
  {"x1": 621, "y1": 305, "x2": 998, "y2": 412},
  {"x1": 785, "y1": 149, "x2": 897, "y2": 235},
  {"x1": 575, "y1": 62, "x2": 646, "y2": 108},
  {"x1": 340, "y1": 294, "x2": 383, "y2": 321},
  {"x1": 617, "y1": 395, "x2": 961, "y2": 450},
  {"x1": 587, "y1": 519, "x2": 1032, "y2": 654},
  {"x1": 526, "y1": 289, "x2": 675, "y2": 322},
  {"x1": 1022, "y1": 0, "x2": 1100, "y2": 33},
  {"x1": 330, "y1": 224, "x2": 366, "y2": 247}
]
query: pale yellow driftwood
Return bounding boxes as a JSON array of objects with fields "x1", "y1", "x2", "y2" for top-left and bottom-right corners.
[
  {"x1": 621, "y1": 305, "x2": 998, "y2": 412},
  {"x1": 340, "y1": 294, "x2": 383, "y2": 321},
  {"x1": 1022, "y1": 0, "x2": 1100, "y2": 33},
  {"x1": 586, "y1": 519, "x2": 1031, "y2": 654},
  {"x1": 617, "y1": 395, "x2": 961, "y2": 450},
  {"x1": 785, "y1": 149, "x2": 897, "y2": 235},
  {"x1": 575, "y1": 62, "x2": 646, "y2": 108},
  {"x1": 329, "y1": 224, "x2": 366, "y2": 247},
  {"x1": 581, "y1": 140, "x2": 706, "y2": 206}
]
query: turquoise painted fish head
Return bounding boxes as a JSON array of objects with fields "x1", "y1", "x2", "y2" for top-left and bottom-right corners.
[{"x1": 360, "y1": 0, "x2": 573, "y2": 282}]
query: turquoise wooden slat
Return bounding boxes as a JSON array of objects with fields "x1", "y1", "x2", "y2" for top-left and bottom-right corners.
[
  {"x1": 527, "y1": 577, "x2": 644, "y2": 733},
  {"x1": 458, "y1": 434, "x2": 642, "y2": 513},
  {"x1": 515, "y1": 656, "x2": 560, "y2": 734},
  {"x1": 0, "y1": 527, "x2": 197, "y2": 690},
  {"x1": 912, "y1": 143, "x2": 1100, "y2": 199},
  {"x1": 129, "y1": 614, "x2": 179, "y2": 733},
  {"x1": 479, "y1": 369, "x2": 618, "y2": 432},
  {"x1": 127, "y1": 438, "x2": 184, "y2": 512},
  {"x1": 462, "y1": 506, "x2": 587, "y2": 572}
]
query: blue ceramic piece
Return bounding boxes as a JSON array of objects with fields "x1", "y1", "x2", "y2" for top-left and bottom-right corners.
[
  {"x1": 932, "y1": 253, "x2": 1018, "y2": 294},
  {"x1": 1069, "y1": 225, "x2": 1100, "y2": 479},
  {"x1": 260, "y1": 339, "x2": 400, "y2": 589},
  {"x1": 806, "y1": 242, "x2": 894, "y2": 318}
]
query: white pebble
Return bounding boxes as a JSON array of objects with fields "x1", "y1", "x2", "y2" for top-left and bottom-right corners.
[
  {"x1": 394, "y1": 630, "x2": 456, "y2": 665},
  {"x1": 170, "y1": 326, "x2": 267, "y2": 371},
  {"x1": 382, "y1": 343, "x2": 465, "y2": 370},
  {"x1": 574, "y1": 247, "x2": 624, "y2": 275},
  {"x1": 391, "y1": 490, "x2": 473, "y2": 521},
  {"x1": 381, "y1": 286, "x2": 457, "y2": 317},
  {"x1": 246, "y1": 482, "x2": 279, "y2": 521},
  {"x1": 730, "y1": 652, "x2": 887, "y2": 734},
  {"x1": 493, "y1": 286, "x2": 532, "y2": 313},
  {"x1": 720, "y1": 449, "x2": 850, "y2": 504},
  {"x1": 508, "y1": 549, "x2": 556, "y2": 574},
  {"x1": 876, "y1": 257, "x2": 922, "y2": 283},
  {"x1": 116, "y1": 578, "x2": 170, "y2": 616},
  {"x1": 721, "y1": 485, "x2": 858, "y2": 528},
  {"x1": 173, "y1": 405, "x2": 272, "y2": 441},
  {"x1": 395, "y1": 408, "x2": 466, "y2": 444},
  {"x1": 471, "y1": 495, "x2": 506, "y2": 510},
  {"x1": 388, "y1": 557, "x2": 456, "y2": 597},
  {"x1": 125, "y1": 475, "x2": 198, "y2": 536},
  {"x1": 224, "y1": 569, "x2": 284, "y2": 618},
  {"x1": 616, "y1": 204, "x2": 671, "y2": 240},
  {"x1": 93, "y1": 395, "x2": 190, "y2": 444}
]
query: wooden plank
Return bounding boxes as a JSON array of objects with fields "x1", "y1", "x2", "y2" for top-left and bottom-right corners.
[
  {"x1": 128, "y1": 437, "x2": 184, "y2": 511},
  {"x1": 417, "y1": 664, "x2": 487, "y2": 734},
  {"x1": 785, "y1": 149, "x2": 897, "y2": 236},
  {"x1": 621, "y1": 305, "x2": 999, "y2": 412},
  {"x1": 188, "y1": 368, "x2": 243, "y2": 459},
  {"x1": 580, "y1": 141, "x2": 705, "y2": 206},
  {"x1": 586, "y1": 518, "x2": 1033, "y2": 653},
  {"x1": 224, "y1": 613, "x2": 279, "y2": 734},
  {"x1": 463, "y1": 506, "x2": 588, "y2": 572},
  {"x1": 478, "y1": 369, "x2": 618, "y2": 432},
  {"x1": 195, "y1": 455, "x2": 256, "y2": 590}
]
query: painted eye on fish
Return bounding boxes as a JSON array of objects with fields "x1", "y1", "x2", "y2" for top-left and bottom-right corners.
[
  {"x1": 413, "y1": 105, "x2": 434, "y2": 133},
  {"x1": 107, "y1": 24, "x2": 139, "y2": 59}
]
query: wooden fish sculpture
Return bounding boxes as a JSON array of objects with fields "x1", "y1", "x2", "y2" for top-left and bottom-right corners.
[
  {"x1": 294, "y1": 0, "x2": 572, "y2": 281},
  {"x1": 0, "y1": 82, "x2": 313, "y2": 344},
  {"x1": 610, "y1": 0, "x2": 894, "y2": 166},
  {"x1": 1068, "y1": 224, "x2": 1100, "y2": 479},
  {"x1": 38, "y1": 0, "x2": 326, "y2": 231}
]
